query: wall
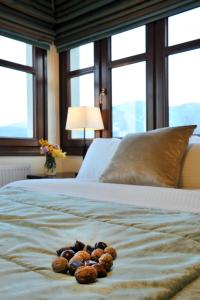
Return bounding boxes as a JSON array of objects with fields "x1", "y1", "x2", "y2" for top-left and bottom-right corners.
[{"x1": 0, "y1": 45, "x2": 82, "y2": 174}]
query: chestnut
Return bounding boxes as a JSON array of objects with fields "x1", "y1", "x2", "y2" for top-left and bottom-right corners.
[
  {"x1": 52, "y1": 257, "x2": 69, "y2": 273},
  {"x1": 69, "y1": 260, "x2": 84, "y2": 276},
  {"x1": 74, "y1": 250, "x2": 91, "y2": 261},
  {"x1": 104, "y1": 247, "x2": 117, "y2": 260},
  {"x1": 91, "y1": 248, "x2": 104, "y2": 261},
  {"x1": 75, "y1": 266, "x2": 97, "y2": 284},
  {"x1": 60, "y1": 249, "x2": 75, "y2": 260},
  {"x1": 94, "y1": 242, "x2": 107, "y2": 250},
  {"x1": 84, "y1": 244, "x2": 95, "y2": 254},
  {"x1": 56, "y1": 246, "x2": 72, "y2": 256},
  {"x1": 92, "y1": 263, "x2": 107, "y2": 278},
  {"x1": 99, "y1": 253, "x2": 113, "y2": 271},
  {"x1": 84, "y1": 260, "x2": 97, "y2": 266},
  {"x1": 74, "y1": 240, "x2": 85, "y2": 252}
]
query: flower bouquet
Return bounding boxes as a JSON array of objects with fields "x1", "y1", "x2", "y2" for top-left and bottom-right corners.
[{"x1": 39, "y1": 139, "x2": 66, "y2": 176}]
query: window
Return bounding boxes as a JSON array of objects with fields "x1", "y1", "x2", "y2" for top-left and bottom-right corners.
[
  {"x1": 168, "y1": 50, "x2": 200, "y2": 133},
  {"x1": 60, "y1": 7, "x2": 200, "y2": 155},
  {"x1": 112, "y1": 62, "x2": 146, "y2": 137},
  {"x1": 60, "y1": 42, "x2": 97, "y2": 154},
  {"x1": 168, "y1": 7, "x2": 200, "y2": 46},
  {"x1": 0, "y1": 36, "x2": 47, "y2": 155},
  {"x1": 0, "y1": 36, "x2": 32, "y2": 66},
  {"x1": 111, "y1": 26, "x2": 145, "y2": 60},
  {"x1": 167, "y1": 8, "x2": 200, "y2": 133},
  {"x1": 110, "y1": 26, "x2": 146, "y2": 137},
  {"x1": 0, "y1": 67, "x2": 33, "y2": 138},
  {"x1": 70, "y1": 43, "x2": 94, "y2": 71},
  {"x1": 70, "y1": 43, "x2": 95, "y2": 139},
  {"x1": 70, "y1": 73, "x2": 94, "y2": 138}
]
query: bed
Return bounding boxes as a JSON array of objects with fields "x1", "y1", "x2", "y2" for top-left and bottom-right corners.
[{"x1": 1, "y1": 133, "x2": 200, "y2": 300}]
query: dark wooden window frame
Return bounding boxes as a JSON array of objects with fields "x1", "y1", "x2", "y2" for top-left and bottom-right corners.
[
  {"x1": 154, "y1": 18, "x2": 200, "y2": 128},
  {"x1": 107, "y1": 40, "x2": 147, "y2": 137},
  {"x1": 0, "y1": 46, "x2": 48, "y2": 156},
  {"x1": 60, "y1": 41, "x2": 107, "y2": 155},
  {"x1": 60, "y1": 13, "x2": 200, "y2": 155}
]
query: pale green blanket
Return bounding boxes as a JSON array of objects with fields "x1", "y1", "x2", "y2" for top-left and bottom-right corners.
[{"x1": 0, "y1": 187, "x2": 200, "y2": 300}]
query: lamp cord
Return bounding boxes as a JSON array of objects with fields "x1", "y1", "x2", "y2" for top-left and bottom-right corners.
[{"x1": 83, "y1": 127, "x2": 86, "y2": 158}]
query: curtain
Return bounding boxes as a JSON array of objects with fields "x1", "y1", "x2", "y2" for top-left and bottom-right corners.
[
  {"x1": 0, "y1": 0, "x2": 199, "y2": 50},
  {"x1": 54, "y1": 0, "x2": 200, "y2": 51},
  {"x1": 0, "y1": 1, "x2": 54, "y2": 49}
]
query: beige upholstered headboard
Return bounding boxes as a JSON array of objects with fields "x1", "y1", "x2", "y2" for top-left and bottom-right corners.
[{"x1": 180, "y1": 143, "x2": 200, "y2": 189}]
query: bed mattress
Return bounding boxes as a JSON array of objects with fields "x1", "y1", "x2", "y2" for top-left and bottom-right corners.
[
  {"x1": 5, "y1": 178, "x2": 200, "y2": 213},
  {"x1": 1, "y1": 180, "x2": 200, "y2": 299}
]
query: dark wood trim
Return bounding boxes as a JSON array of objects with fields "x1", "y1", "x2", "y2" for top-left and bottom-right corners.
[
  {"x1": 109, "y1": 53, "x2": 146, "y2": 69},
  {"x1": 146, "y1": 22, "x2": 155, "y2": 130},
  {"x1": 0, "y1": 146, "x2": 45, "y2": 156},
  {"x1": 165, "y1": 38, "x2": 200, "y2": 56},
  {"x1": 59, "y1": 51, "x2": 68, "y2": 153},
  {"x1": 164, "y1": 18, "x2": 169, "y2": 127},
  {"x1": 60, "y1": 12, "x2": 200, "y2": 155},
  {"x1": 154, "y1": 19, "x2": 168, "y2": 128},
  {"x1": 66, "y1": 51, "x2": 71, "y2": 141},
  {"x1": 0, "y1": 59, "x2": 36, "y2": 74},
  {"x1": 94, "y1": 40, "x2": 101, "y2": 108},
  {"x1": 0, "y1": 46, "x2": 48, "y2": 156},
  {"x1": 43, "y1": 49, "x2": 48, "y2": 139},
  {"x1": 35, "y1": 48, "x2": 48, "y2": 140},
  {"x1": 0, "y1": 138, "x2": 38, "y2": 146},
  {"x1": 67, "y1": 66, "x2": 95, "y2": 77},
  {"x1": 60, "y1": 46, "x2": 99, "y2": 155},
  {"x1": 32, "y1": 48, "x2": 37, "y2": 138},
  {"x1": 100, "y1": 38, "x2": 112, "y2": 138},
  {"x1": 94, "y1": 40, "x2": 101, "y2": 138},
  {"x1": 107, "y1": 37, "x2": 113, "y2": 137}
]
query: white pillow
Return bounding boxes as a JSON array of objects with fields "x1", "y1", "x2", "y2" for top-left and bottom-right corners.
[
  {"x1": 180, "y1": 143, "x2": 200, "y2": 189},
  {"x1": 189, "y1": 135, "x2": 200, "y2": 144},
  {"x1": 77, "y1": 138, "x2": 121, "y2": 181}
]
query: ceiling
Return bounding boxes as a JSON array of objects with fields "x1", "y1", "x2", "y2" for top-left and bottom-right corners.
[
  {"x1": 0, "y1": 0, "x2": 199, "y2": 50},
  {"x1": 0, "y1": 0, "x2": 117, "y2": 48}
]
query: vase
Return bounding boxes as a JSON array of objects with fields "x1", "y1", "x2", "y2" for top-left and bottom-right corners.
[{"x1": 44, "y1": 154, "x2": 56, "y2": 176}]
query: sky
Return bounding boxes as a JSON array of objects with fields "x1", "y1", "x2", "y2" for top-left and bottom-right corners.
[{"x1": 0, "y1": 36, "x2": 32, "y2": 127}]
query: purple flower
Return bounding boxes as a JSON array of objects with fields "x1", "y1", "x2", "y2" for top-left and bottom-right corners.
[
  {"x1": 53, "y1": 144, "x2": 59, "y2": 149},
  {"x1": 40, "y1": 146, "x2": 49, "y2": 154}
]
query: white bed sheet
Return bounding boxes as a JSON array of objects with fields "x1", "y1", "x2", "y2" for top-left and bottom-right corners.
[{"x1": 3, "y1": 178, "x2": 200, "y2": 213}]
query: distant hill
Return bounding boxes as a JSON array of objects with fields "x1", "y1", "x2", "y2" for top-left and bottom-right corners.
[
  {"x1": 112, "y1": 100, "x2": 145, "y2": 137},
  {"x1": 0, "y1": 122, "x2": 31, "y2": 138},
  {"x1": 113, "y1": 101, "x2": 200, "y2": 136},
  {"x1": 1, "y1": 102, "x2": 199, "y2": 138},
  {"x1": 169, "y1": 103, "x2": 200, "y2": 131}
]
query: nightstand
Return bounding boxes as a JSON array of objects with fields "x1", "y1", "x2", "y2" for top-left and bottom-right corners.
[{"x1": 27, "y1": 172, "x2": 76, "y2": 179}]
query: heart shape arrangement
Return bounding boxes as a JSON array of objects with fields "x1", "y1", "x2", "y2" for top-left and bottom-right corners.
[{"x1": 52, "y1": 240, "x2": 117, "y2": 284}]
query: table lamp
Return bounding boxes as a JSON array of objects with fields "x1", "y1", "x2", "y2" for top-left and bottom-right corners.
[{"x1": 66, "y1": 106, "x2": 104, "y2": 157}]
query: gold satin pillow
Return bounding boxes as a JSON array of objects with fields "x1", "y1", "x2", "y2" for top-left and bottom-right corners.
[{"x1": 100, "y1": 125, "x2": 196, "y2": 188}]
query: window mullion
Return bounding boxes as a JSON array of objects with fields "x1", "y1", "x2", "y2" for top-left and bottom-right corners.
[
  {"x1": 154, "y1": 18, "x2": 168, "y2": 128},
  {"x1": 0, "y1": 59, "x2": 35, "y2": 74},
  {"x1": 165, "y1": 39, "x2": 200, "y2": 56},
  {"x1": 60, "y1": 52, "x2": 69, "y2": 149},
  {"x1": 146, "y1": 22, "x2": 155, "y2": 131},
  {"x1": 99, "y1": 38, "x2": 112, "y2": 138}
]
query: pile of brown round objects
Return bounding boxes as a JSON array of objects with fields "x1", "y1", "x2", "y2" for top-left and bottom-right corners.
[{"x1": 52, "y1": 240, "x2": 117, "y2": 284}]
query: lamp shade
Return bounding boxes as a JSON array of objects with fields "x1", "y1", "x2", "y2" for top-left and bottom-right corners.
[{"x1": 66, "y1": 106, "x2": 104, "y2": 130}]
